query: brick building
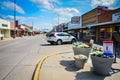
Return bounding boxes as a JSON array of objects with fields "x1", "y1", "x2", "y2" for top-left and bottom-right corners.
[
  {"x1": 10, "y1": 21, "x2": 21, "y2": 37},
  {"x1": 81, "y1": 6, "x2": 110, "y2": 41},
  {"x1": 91, "y1": 8, "x2": 120, "y2": 43},
  {"x1": 81, "y1": 6, "x2": 120, "y2": 43},
  {"x1": 20, "y1": 24, "x2": 33, "y2": 36}
]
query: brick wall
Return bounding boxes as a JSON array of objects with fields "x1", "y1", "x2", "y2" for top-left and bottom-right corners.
[
  {"x1": 82, "y1": 8, "x2": 98, "y2": 26},
  {"x1": 10, "y1": 22, "x2": 15, "y2": 30},
  {"x1": 98, "y1": 8, "x2": 120, "y2": 23}
]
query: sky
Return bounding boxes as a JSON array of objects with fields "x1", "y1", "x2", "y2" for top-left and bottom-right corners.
[{"x1": 0, "y1": 0, "x2": 120, "y2": 31}]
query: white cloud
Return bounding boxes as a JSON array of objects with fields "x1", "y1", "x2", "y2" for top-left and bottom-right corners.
[
  {"x1": 53, "y1": 8, "x2": 80, "y2": 26},
  {"x1": 91, "y1": 0, "x2": 116, "y2": 8},
  {"x1": 2, "y1": 1, "x2": 25, "y2": 14},
  {"x1": 31, "y1": 0, "x2": 60, "y2": 10},
  {"x1": 53, "y1": 8, "x2": 80, "y2": 17},
  {"x1": 3, "y1": 15, "x2": 38, "y2": 25},
  {"x1": 41, "y1": 9, "x2": 48, "y2": 12},
  {"x1": 39, "y1": 23, "x2": 53, "y2": 29},
  {"x1": 53, "y1": 17, "x2": 69, "y2": 24},
  {"x1": 2, "y1": 15, "x2": 53, "y2": 30},
  {"x1": 4, "y1": 15, "x2": 25, "y2": 22}
]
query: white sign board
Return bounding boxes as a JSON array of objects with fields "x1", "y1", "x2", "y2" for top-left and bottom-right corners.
[
  {"x1": 112, "y1": 12, "x2": 120, "y2": 21},
  {"x1": 103, "y1": 41, "x2": 113, "y2": 56},
  {"x1": 68, "y1": 23, "x2": 81, "y2": 29}
]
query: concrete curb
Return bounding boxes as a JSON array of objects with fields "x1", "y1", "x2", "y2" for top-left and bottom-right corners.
[{"x1": 33, "y1": 53, "x2": 57, "y2": 80}]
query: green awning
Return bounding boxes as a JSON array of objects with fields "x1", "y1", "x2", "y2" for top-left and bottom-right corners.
[{"x1": 25, "y1": 28, "x2": 30, "y2": 32}]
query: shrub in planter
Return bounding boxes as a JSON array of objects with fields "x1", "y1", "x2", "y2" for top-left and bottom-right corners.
[
  {"x1": 73, "y1": 42, "x2": 91, "y2": 57},
  {"x1": 74, "y1": 54, "x2": 87, "y2": 69},
  {"x1": 90, "y1": 51, "x2": 114, "y2": 76},
  {"x1": 92, "y1": 46, "x2": 103, "y2": 52}
]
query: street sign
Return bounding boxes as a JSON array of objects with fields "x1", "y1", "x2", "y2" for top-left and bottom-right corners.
[{"x1": 103, "y1": 41, "x2": 113, "y2": 56}]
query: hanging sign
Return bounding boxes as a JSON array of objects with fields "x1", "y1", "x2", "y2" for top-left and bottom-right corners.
[{"x1": 103, "y1": 41, "x2": 113, "y2": 56}]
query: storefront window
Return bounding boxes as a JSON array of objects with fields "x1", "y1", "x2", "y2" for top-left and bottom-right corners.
[
  {"x1": 99, "y1": 28, "x2": 112, "y2": 40},
  {"x1": 1, "y1": 31, "x2": 3, "y2": 34},
  {"x1": 100, "y1": 28, "x2": 105, "y2": 39},
  {"x1": 85, "y1": 29, "x2": 96, "y2": 36},
  {"x1": 115, "y1": 27, "x2": 120, "y2": 32}
]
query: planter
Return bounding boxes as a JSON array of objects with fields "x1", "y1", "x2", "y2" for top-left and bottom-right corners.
[
  {"x1": 74, "y1": 57, "x2": 87, "y2": 69},
  {"x1": 91, "y1": 56, "x2": 114, "y2": 76},
  {"x1": 73, "y1": 47, "x2": 91, "y2": 57}
]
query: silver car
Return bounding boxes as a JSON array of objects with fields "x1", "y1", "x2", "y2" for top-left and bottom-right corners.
[{"x1": 46, "y1": 32, "x2": 76, "y2": 45}]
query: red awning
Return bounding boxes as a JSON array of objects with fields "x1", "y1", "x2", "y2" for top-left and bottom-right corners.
[{"x1": 20, "y1": 28, "x2": 26, "y2": 32}]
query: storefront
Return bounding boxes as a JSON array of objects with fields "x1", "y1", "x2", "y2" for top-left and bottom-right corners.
[
  {"x1": 0, "y1": 18, "x2": 10, "y2": 40},
  {"x1": 64, "y1": 16, "x2": 82, "y2": 40},
  {"x1": 91, "y1": 20, "x2": 120, "y2": 43},
  {"x1": 10, "y1": 22, "x2": 21, "y2": 38},
  {"x1": 20, "y1": 25, "x2": 26, "y2": 36},
  {"x1": 64, "y1": 28, "x2": 87, "y2": 41},
  {"x1": 25, "y1": 28, "x2": 32, "y2": 36}
]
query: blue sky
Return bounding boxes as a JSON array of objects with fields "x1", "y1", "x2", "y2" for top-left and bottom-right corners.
[{"x1": 0, "y1": 0, "x2": 120, "y2": 31}]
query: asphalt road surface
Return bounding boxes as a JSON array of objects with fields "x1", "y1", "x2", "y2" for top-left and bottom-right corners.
[{"x1": 0, "y1": 35, "x2": 72, "y2": 80}]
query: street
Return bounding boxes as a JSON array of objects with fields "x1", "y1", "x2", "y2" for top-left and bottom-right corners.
[{"x1": 0, "y1": 35, "x2": 72, "y2": 80}]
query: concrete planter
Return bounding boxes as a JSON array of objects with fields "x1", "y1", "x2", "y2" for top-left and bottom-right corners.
[
  {"x1": 73, "y1": 47, "x2": 91, "y2": 57},
  {"x1": 91, "y1": 56, "x2": 114, "y2": 76},
  {"x1": 74, "y1": 57, "x2": 87, "y2": 69}
]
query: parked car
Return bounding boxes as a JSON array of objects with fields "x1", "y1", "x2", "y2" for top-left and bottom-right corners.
[{"x1": 46, "y1": 32, "x2": 76, "y2": 45}]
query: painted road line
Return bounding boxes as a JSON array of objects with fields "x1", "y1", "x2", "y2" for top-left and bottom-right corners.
[{"x1": 33, "y1": 53, "x2": 57, "y2": 80}]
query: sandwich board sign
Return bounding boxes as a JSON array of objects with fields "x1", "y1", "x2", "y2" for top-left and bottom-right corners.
[{"x1": 103, "y1": 41, "x2": 113, "y2": 56}]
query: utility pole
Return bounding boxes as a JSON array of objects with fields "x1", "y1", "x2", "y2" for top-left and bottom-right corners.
[
  {"x1": 31, "y1": 21, "x2": 33, "y2": 35},
  {"x1": 32, "y1": 21, "x2": 33, "y2": 27},
  {"x1": 13, "y1": 0, "x2": 16, "y2": 38},
  {"x1": 32, "y1": 21, "x2": 34, "y2": 31}
]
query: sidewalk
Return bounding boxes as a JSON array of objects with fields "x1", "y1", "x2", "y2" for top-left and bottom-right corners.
[
  {"x1": 40, "y1": 51, "x2": 120, "y2": 80},
  {"x1": 0, "y1": 36, "x2": 29, "y2": 42},
  {"x1": 0, "y1": 37, "x2": 20, "y2": 42}
]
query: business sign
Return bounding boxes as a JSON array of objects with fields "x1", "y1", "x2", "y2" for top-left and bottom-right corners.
[
  {"x1": 2, "y1": 24, "x2": 8, "y2": 27},
  {"x1": 112, "y1": 12, "x2": 120, "y2": 21},
  {"x1": 103, "y1": 41, "x2": 113, "y2": 56},
  {"x1": 15, "y1": 20, "x2": 18, "y2": 27},
  {"x1": 98, "y1": 6, "x2": 108, "y2": 15},
  {"x1": 68, "y1": 23, "x2": 81, "y2": 29}
]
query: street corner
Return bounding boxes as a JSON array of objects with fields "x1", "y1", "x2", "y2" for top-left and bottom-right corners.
[
  {"x1": 39, "y1": 52, "x2": 77, "y2": 80},
  {"x1": 39, "y1": 52, "x2": 120, "y2": 80},
  {"x1": 33, "y1": 53, "x2": 57, "y2": 80},
  {"x1": 39, "y1": 51, "x2": 93, "y2": 80}
]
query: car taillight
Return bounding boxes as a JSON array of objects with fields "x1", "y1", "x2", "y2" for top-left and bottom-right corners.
[{"x1": 46, "y1": 34, "x2": 48, "y2": 37}]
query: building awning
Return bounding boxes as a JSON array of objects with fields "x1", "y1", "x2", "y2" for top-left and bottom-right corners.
[
  {"x1": 63, "y1": 27, "x2": 88, "y2": 31},
  {"x1": 20, "y1": 28, "x2": 26, "y2": 32},
  {"x1": 0, "y1": 27, "x2": 9, "y2": 30},
  {"x1": 25, "y1": 28, "x2": 31, "y2": 32},
  {"x1": 90, "y1": 20, "x2": 120, "y2": 28}
]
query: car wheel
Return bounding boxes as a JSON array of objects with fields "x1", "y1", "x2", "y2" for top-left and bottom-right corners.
[
  {"x1": 57, "y1": 40, "x2": 62, "y2": 45},
  {"x1": 71, "y1": 39, "x2": 76, "y2": 44}
]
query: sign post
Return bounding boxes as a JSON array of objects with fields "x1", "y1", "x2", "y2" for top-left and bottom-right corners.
[{"x1": 103, "y1": 41, "x2": 113, "y2": 56}]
